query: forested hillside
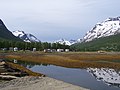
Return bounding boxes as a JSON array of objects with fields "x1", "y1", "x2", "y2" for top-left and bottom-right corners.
[
  {"x1": 0, "y1": 19, "x2": 21, "y2": 41},
  {"x1": 71, "y1": 34, "x2": 120, "y2": 51}
]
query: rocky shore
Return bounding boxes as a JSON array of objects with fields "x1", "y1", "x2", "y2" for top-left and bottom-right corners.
[{"x1": 0, "y1": 76, "x2": 89, "y2": 90}]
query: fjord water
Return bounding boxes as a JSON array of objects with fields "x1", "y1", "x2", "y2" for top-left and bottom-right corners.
[{"x1": 19, "y1": 62, "x2": 120, "y2": 90}]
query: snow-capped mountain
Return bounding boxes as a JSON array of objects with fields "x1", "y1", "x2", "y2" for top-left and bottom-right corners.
[
  {"x1": 54, "y1": 39, "x2": 76, "y2": 46},
  {"x1": 12, "y1": 30, "x2": 40, "y2": 42},
  {"x1": 83, "y1": 16, "x2": 120, "y2": 42},
  {"x1": 87, "y1": 68, "x2": 120, "y2": 87}
]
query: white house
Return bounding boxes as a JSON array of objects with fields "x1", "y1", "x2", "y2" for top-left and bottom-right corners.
[
  {"x1": 57, "y1": 49, "x2": 64, "y2": 52},
  {"x1": 14, "y1": 47, "x2": 18, "y2": 51},
  {"x1": 1, "y1": 48, "x2": 7, "y2": 51},
  {"x1": 33, "y1": 48, "x2": 36, "y2": 52},
  {"x1": 44, "y1": 49, "x2": 52, "y2": 53},
  {"x1": 65, "y1": 49, "x2": 69, "y2": 52},
  {"x1": 44, "y1": 49, "x2": 56, "y2": 53}
]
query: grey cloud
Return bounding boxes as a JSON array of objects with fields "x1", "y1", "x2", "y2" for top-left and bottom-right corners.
[{"x1": 0, "y1": 0, "x2": 120, "y2": 41}]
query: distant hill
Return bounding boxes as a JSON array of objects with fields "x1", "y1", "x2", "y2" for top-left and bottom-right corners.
[
  {"x1": 71, "y1": 34, "x2": 120, "y2": 51},
  {"x1": 0, "y1": 19, "x2": 22, "y2": 41}
]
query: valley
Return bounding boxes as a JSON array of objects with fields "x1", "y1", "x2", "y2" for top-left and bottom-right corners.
[
  {"x1": 0, "y1": 14, "x2": 120, "y2": 90},
  {"x1": 1, "y1": 51, "x2": 120, "y2": 90}
]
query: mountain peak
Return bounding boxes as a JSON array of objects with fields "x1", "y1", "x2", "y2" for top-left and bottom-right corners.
[
  {"x1": 12, "y1": 30, "x2": 40, "y2": 42},
  {"x1": 0, "y1": 19, "x2": 3, "y2": 23},
  {"x1": 0, "y1": 19, "x2": 6, "y2": 27},
  {"x1": 54, "y1": 39, "x2": 77, "y2": 46},
  {"x1": 83, "y1": 16, "x2": 120, "y2": 42}
]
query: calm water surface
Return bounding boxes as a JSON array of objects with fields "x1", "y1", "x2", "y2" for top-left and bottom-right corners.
[{"x1": 18, "y1": 61, "x2": 120, "y2": 90}]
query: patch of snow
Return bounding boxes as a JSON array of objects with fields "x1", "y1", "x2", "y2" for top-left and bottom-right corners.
[
  {"x1": 12, "y1": 30, "x2": 40, "y2": 42},
  {"x1": 81, "y1": 16, "x2": 120, "y2": 42},
  {"x1": 54, "y1": 39, "x2": 76, "y2": 46}
]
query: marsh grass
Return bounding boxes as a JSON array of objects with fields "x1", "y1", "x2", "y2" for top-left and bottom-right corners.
[{"x1": 4, "y1": 52, "x2": 120, "y2": 70}]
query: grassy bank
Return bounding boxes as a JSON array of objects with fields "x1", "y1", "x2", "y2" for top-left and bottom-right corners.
[{"x1": 2, "y1": 52, "x2": 120, "y2": 70}]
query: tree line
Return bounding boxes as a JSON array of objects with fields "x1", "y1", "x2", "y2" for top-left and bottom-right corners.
[
  {"x1": 0, "y1": 40, "x2": 70, "y2": 51},
  {"x1": 70, "y1": 34, "x2": 120, "y2": 52}
]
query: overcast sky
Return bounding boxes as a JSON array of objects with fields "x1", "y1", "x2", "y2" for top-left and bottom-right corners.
[{"x1": 0, "y1": 0, "x2": 120, "y2": 42}]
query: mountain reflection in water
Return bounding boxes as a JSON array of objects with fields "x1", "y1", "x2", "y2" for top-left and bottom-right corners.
[{"x1": 87, "y1": 68, "x2": 120, "y2": 88}]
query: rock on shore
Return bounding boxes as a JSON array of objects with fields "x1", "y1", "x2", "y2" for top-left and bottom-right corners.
[{"x1": 0, "y1": 76, "x2": 89, "y2": 90}]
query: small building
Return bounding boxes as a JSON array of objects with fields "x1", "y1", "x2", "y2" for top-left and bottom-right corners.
[
  {"x1": 44, "y1": 49, "x2": 52, "y2": 53},
  {"x1": 97, "y1": 50, "x2": 106, "y2": 53},
  {"x1": 33, "y1": 48, "x2": 36, "y2": 52},
  {"x1": 44, "y1": 49, "x2": 56, "y2": 53},
  {"x1": 57, "y1": 49, "x2": 64, "y2": 52},
  {"x1": 14, "y1": 47, "x2": 18, "y2": 51},
  {"x1": 9, "y1": 47, "x2": 14, "y2": 51},
  {"x1": 52, "y1": 49, "x2": 56, "y2": 52},
  {"x1": 65, "y1": 49, "x2": 69, "y2": 52},
  {"x1": 2, "y1": 48, "x2": 7, "y2": 51}
]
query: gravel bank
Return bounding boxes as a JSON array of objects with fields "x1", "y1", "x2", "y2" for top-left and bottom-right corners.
[{"x1": 0, "y1": 76, "x2": 89, "y2": 90}]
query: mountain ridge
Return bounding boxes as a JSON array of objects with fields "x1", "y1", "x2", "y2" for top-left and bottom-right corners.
[
  {"x1": 71, "y1": 16, "x2": 120, "y2": 51},
  {"x1": 12, "y1": 30, "x2": 40, "y2": 42},
  {"x1": 54, "y1": 39, "x2": 77, "y2": 46},
  {"x1": 0, "y1": 19, "x2": 22, "y2": 41},
  {"x1": 71, "y1": 33, "x2": 120, "y2": 51},
  {"x1": 82, "y1": 16, "x2": 120, "y2": 42}
]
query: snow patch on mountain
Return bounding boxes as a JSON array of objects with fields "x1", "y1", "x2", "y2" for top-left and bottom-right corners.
[
  {"x1": 83, "y1": 16, "x2": 120, "y2": 42},
  {"x1": 12, "y1": 30, "x2": 40, "y2": 42},
  {"x1": 54, "y1": 39, "x2": 77, "y2": 46}
]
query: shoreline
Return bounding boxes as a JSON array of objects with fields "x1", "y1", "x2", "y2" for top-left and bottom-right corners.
[
  {"x1": 0, "y1": 76, "x2": 89, "y2": 90},
  {"x1": 0, "y1": 58, "x2": 89, "y2": 90}
]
